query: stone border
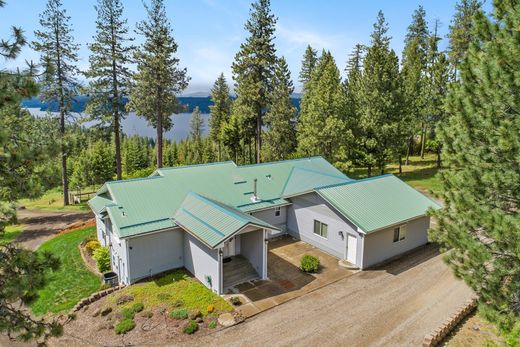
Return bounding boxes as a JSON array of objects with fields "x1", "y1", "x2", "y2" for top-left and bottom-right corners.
[
  {"x1": 423, "y1": 296, "x2": 478, "y2": 347},
  {"x1": 72, "y1": 285, "x2": 126, "y2": 313}
]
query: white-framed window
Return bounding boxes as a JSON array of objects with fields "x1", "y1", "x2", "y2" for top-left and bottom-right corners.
[
  {"x1": 274, "y1": 206, "x2": 281, "y2": 217},
  {"x1": 393, "y1": 225, "x2": 407, "y2": 243},
  {"x1": 313, "y1": 220, "x2": 328, "y2": 238}
]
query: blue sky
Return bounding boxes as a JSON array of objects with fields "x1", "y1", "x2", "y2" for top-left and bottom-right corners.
[{"x1": 0, "y1": 0, "x2": 491, "y2": 94}]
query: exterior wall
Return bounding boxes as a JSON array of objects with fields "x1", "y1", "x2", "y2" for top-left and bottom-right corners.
[
  {"x1": 107, "y1": 224, "x2": 130, "y2": 284},
  {"x1": 362, "y1": 216, "x2": 430, "y2": 269},
  {"x1": 239, "y1": 229, "x2": 264, "y2": 276},
  {"x1": 183, "y1": 233, "x2": 220, "y2": 294},
  {"x1": 95, "y1": 214, "x2": 107, "y2": 246},
  {"x1": 251, "y1": 206, "x2": 288, "y2": 238},
  {"x1": 127, "y1": 228, "x2": 184, "y2": 283},
  {"x1": 287, "y1": 192, "x2": 363, "y2": 266}
]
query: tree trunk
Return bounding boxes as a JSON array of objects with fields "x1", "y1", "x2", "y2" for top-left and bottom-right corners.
[
  {"x1": 436, "y1": 144, "x2": 442, "y2": 168},
  {"x1": 380, "y1": 165, "x2": 385, "y2": 175},
  {"x1": 405, "y1": 135, "x2": 413, "y2": 166},
  {"x1": 249, "y1": 140, "x2": 253, "y2": 165},
  {"x1": 367, "y1": 165, "x2": 372, "y2": 178},
  {"x1": 420, "y1": 122, "x2": 426, "y2": 159},
  {"x1": 398, "y1": 154, "x2": 403, "y2": 174}
]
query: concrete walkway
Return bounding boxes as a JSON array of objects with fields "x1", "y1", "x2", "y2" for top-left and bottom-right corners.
[
  {"x1": 226, "y1": 237, "x2": 356, "y2": 317},
  {"x1": 188, "y1": 244, "x2": 474, "y2": 347}
]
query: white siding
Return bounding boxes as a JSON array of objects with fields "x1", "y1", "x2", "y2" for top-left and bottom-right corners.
[
  {"x1": 287, "y1": 193, "x2": 363, "y2": 266},
  {"x1": 183, "y1": 233, "x2": 220, "y2": 294},
  {"x1": 95, "y1": 214, "x2": 107, "y2": 246},
  {"x1": 109, "y1": 227, "x2": 130, "y2": 284},
  {"x1": 239, "y1": 229, "x2": 264, "y2": 276},
  {"x1": 362, "y1": 216, "x2": 430, "y2": 268},
  {"x1": 251, "y1": 206, "x2": 288, "y2": 238},
  {"x1": 127, "y1": 228, "x2": 184, "y2": 283}
]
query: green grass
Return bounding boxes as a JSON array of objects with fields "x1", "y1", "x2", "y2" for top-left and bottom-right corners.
[
  {"x1": 19, "y1": 187, "x2": 93, "y2": 212},
  {"x1": 347, "y1": 154, "x2": 442, "y2": 197},
  {"x1": 0, "y1": 224, "x2": 24, "y2": 246},
  {"x1": 30, "y1": 226, "x2": 100, "y2": 315},
  {"x1": 109, "y1": 270, "x2": 233, "y2": 315}
]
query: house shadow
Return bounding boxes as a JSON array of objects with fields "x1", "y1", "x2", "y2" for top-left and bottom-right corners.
[
  {"x1": 232, "y1": 251, "x2": 316, "y2": 302},
  {"x1": 372, "y1": 243, "x2": 441, "y2": 276}
]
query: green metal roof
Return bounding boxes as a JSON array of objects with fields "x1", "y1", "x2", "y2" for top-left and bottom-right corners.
[
  {"x1": 89, "y1": 156, "x2": 349, "y2": 238},
  {"x1": 316, "y1": 174, "x2": 441, "y2": 233},
  {"x1": 173, "y1": 193, "x2": 277, "y2": 248},
  {"x1": 282, "y1": 167, "x2": 352, "y2": 197}
]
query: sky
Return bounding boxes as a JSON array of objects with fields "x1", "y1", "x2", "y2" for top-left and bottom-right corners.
[{"x1": 0, "y1": 0, "x2": 492, "y2": 94}]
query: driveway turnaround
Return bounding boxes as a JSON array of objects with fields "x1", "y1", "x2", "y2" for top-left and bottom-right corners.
[{"x1": 189, "y1": 244, "x2": 474, "y2": 347}]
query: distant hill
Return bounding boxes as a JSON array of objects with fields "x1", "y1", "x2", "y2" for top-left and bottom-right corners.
[{"x1": 21, "y1": 95, "x2": 301, "y2": 114}]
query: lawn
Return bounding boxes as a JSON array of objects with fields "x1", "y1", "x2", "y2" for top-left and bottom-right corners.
[
  {"x1": 19, "y1": 187, "x2": 92, "y2": 212},
  {"x1": 0, "y1": 224, "x2": 24, "y2": 246},
  {"x1": 347, "y1": 154, "x2": 442, "y2": 197},
  {"x1": 108, "y1": 270, "x2": 233, "y2": 315},
  {"x1": 30, "y1": 226, "x2": 100, "y2": 315}
]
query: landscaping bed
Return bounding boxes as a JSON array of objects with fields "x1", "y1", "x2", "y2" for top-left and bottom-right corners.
[{"x1": 55, "y1": 271, "x2": 236, "y2": 345}]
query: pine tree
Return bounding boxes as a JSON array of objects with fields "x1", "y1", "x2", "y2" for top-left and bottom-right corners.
[
  {"x1": 232, "y1": 0, "x2": 277, "y2": 163},
  {"x1": 220, "y1": 111, "x2": 242, "y2": 163},
  {"x1": 401, "y1": 5, "x2": 429, "y2": 164},
  {"x1": 358, "y1": 11, "x2": 403, "y2": 176},
  {"x1": 447, "y1": 0, "x2": 482, "y2": 80},
  {"x1": 127, "y1": 0, "x2": 189, "y2": 168},
  {"x1": 0, "y1": 0, "x2": 26, "y2": 59},
  {"x1": 264, "y1": 57, "x2": 297, "y2": 161},
  {"x1": 189, "y1": 106, "x2": 204, "y2": 162},
  {"x1": 85, "y1": 0, "x2": 134, "y2": 180},
  {"x1": 297, "y1": 51, "x2": 350, "y2": 163},
  {"x1": 299, "y1": 44, "x2": 317, "y2": 90},
  {"x1": 33, "y1": 0, "x2": 80, "y2": 205},
  {"x1": 431, "y1": 0, "x2": 520, "y2": 330},
  {"x1": 344, "y1": 44, "x2": 365, "y2": 164},
  {"x1": 424, "y1": 21, "x2": 449, "y2": 168},
  {"x1": 209, "y1": 73, "x2": 231, "y2": 161}
]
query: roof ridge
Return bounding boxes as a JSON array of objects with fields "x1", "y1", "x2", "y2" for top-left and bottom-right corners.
[
  {"x1": 316, "y1": 174, "x2": 394, "y2": 190},
  {"x1": 158, "y1": 160, "x2": 236, "y2": 171},
  {"x1": 236, "y1": 156, "x2": 324, "y2": 168},
  {"x1": 107, "y1": 175, "x2": 163, "y2": 185},
  {"x1": 187, "y1": 192, "x2": 249, "y2": 224},
  {"x1": 292, "y1": 166, "x2": 351, "y2": 180}
]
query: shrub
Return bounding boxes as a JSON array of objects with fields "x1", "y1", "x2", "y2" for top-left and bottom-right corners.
[
  {"x1": 183, "y1": 320, "x2": 198, "y2": 334},
  {"x1": 229, "y1": 296, "x2": 241, "y2": 306},
  {"x1": 300, "y1": 254, "x2": 319, "y2": 273},
  {"x1": 93, "y1": 246, "x2": 110, "y2": 273},
  {"x1": 120, "y1": 308, "x2": 135, "y2": 320},
  {"x1": 85, "y1": 240, "x2": 101, "y2": 255},
  {"x1": 170, "y1": 308, "x2": 189, "y2": 320},
  {"x1": 208, "y1": 320, "x2": 217, "y2": 329},
  {"x1": 131, "y1": 302, "x2": 144, "y2": 313},
  {"x1": 115, "y1": 318, "x2": 135, "y2": 334}
]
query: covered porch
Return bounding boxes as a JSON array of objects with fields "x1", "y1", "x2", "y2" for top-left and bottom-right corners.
[{"x1": 219, "y1": 226, "x2": 268, "y2": 293}]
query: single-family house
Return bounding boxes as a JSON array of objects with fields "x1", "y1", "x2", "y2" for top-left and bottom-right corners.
[{"x1": 89, "y1": 157, "x2": 440, "y2": 294}]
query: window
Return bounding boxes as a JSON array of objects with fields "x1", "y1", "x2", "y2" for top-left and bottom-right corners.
[
  {"x1": 274, "y1": 206, "x2": 281, "y2": 217},
  {"x1": 313, "y1": 220, "x2": 328, "y2": 238},
  {"x1": 393, "y1": 225, "x2": 407, "y2": 243}
]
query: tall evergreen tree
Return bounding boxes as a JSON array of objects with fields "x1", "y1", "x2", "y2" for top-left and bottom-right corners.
[
  {"x1": 401, "y1": 5, "x2": 429, "y2": 164},
  {"x1": 431, "y1": 0, "x2": 520, "y2": 331},
  {"x1": 297, "y1": 51, "x2": 350, "y2": 163},
  {"x1": 33, "y1": 0, "x2": 80, "y2": 205},
  {"x1": 0, "y1": 0, "x2": 26, "y2": 59},
  {"x1": 358, "y1": 11, "x2": 402, "y2": 176},
  {"x1": 299, "y1": 44, "x2": 317, "y2": 90},
  {"x1": 232, "y1": 0, "x2": 277, "y2": 163},
  {"x1": 189, "y1": 107, "x2": 204, "y2": 163},
  {"x1": 447, "y1": 0, "x2": 482, "y2": 80},
  {"x1": 127, "y1": 0, "x2": 189, "y2": 168},
  {"x1": 85, "y1": 0, "x2": 134, "y2": 180},
  {"x1": 264, "y1": 57, "x2": 297, "y2": 161},
  {"x1": 209, "y1": 73, "x2": 231, "y2": 161}
]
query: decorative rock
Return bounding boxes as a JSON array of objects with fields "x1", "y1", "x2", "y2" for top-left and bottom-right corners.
[
  {"x1": 116, "y1": 294, "x2": 133, "y2": 305},
  {"x1": 188, "y1": 309, "x2": 202, "y2": 320},
  {"x1": 100, "y1": 307, "x2": 112, "y2": 316},
  {"x1": 92, "y1": 308, "x2": 101, "y2": 317},
  {"x1": 217, "y1": 313, "x2": 235, "y2": 327}
]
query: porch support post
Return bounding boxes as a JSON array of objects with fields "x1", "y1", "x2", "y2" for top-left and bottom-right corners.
[{"x1": 262, "y1": 229, "x2": 268, "y2": 280}]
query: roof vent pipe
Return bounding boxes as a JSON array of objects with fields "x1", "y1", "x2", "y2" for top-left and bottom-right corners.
[{"x1": 251, "y1": 178, "x2": 261, "y2": 203}]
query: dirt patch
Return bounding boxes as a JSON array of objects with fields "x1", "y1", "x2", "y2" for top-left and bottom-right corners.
[
  {"x1": 441, "y1": 312, "x2": 504, "y2": 346},
  {"x1": 58, "y1": 218, "x2": 96, "y2": 235}
]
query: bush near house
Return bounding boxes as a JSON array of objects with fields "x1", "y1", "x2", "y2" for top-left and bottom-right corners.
[
  {"x1": 93, "y1": 246, "x2": 110, "y2": 273},
  {"x1": 84, "y1": 240, "x2": 100, "y2": 254},
  {"x1": 300, "y1": 254, "x2": 320, "y2": 273}
]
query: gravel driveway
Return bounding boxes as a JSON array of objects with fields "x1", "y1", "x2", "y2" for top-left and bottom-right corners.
[{"x1": 188, "y1": 244, "x2": 473, "y2": 347}]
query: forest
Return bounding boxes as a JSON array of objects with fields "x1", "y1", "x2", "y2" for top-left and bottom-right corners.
[{"x1": 0, "y1": 0, "x2": 519, "y2": 344}]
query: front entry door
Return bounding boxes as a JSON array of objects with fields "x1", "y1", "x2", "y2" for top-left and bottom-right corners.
[
  {"x1": 223, "y1": 237, "x2": 236, "y2": 258},
  {"x1": 346, "y1": 234, "x2": 357, "y2": 264}
]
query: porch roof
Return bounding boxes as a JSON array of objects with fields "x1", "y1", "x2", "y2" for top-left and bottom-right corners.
[{"x1": 173, "y1": 192, "x2": 278, "y2": 248}]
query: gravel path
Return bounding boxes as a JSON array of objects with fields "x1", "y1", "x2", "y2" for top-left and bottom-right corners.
[
  {"x1": 14, "y1": 208, "x2": 93, "y2": 250},
  {"x1": 187, "y1": 244, "x2": 473, "y2": 347}
]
